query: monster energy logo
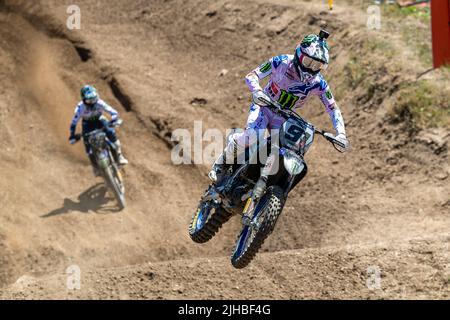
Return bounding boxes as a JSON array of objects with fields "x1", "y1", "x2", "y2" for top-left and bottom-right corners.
[
  {"x1": 278, "y1": 90, "x2": 299, "y2": 109},
  {"x1": 259, "y1": 62, "x2": 271, "y2": 73},
  {"x1": 325, "y1": 89, "x2": 333, "y2": 100}
]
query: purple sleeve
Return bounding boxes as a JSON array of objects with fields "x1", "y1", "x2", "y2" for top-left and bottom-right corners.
[{"x1": 316, "y1": 79, "x2": 346, "y2": 136}]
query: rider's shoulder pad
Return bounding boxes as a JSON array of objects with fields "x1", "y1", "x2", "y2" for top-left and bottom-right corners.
[
  {"x1": 95, "y1": 99, "x2": 108, "y2": 107},
  {"x1": 75, "y1": 101, "x2": 84, "y2": 111},
  {"x1": 272, "y1": 54, "x2": 289, "y2": 69}
]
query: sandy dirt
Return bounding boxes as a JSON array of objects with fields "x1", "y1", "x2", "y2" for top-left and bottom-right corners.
[{"x1": 0, "y1": 0, "x2": 448, "y2": 299}]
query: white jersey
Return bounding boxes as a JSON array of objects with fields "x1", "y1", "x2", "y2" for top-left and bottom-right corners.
[
  {"x1": 245, "y1": 54, "x2": 346, "y2": 136},
  {"x1": 70, "y1": 99, "x2": 118, "y2": 128}
]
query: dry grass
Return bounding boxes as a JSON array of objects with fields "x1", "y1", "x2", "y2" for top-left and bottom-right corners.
[{"x1": 389, "y1": 80, "x2": 450, "y2": 129}]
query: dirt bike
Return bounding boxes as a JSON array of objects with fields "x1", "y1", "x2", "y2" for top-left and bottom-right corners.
[
  {"x1": 189, "y1": 96, "x2": 349, "y2": 268},
  {"x1": 73, "y1": 119, "x2": 126, "y2": 210}
]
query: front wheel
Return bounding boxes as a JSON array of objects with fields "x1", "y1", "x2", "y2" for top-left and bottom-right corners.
[
  {"x1": 189, "y1": 191, "x2": 232, "y2": 243},
  {"x1": 231, "y1": 186, "x2": 284, "y2": 269},
  {"x1": 103, "y1": 165, "x2": 126, "y2": 210}
]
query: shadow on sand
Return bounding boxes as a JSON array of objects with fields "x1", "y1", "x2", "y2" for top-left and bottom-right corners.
[{"x1": 42, "y1": 183, "x2": 120, "y2": 217}]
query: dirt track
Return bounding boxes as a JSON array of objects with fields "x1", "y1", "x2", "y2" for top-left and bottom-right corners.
[{"x1": 0, "y1": 0, "x2": 449, "y2": 299}]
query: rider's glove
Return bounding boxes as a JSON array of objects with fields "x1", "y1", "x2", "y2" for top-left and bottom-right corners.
[
  {"x1": 335, "y1": 133, "x2": 350, "y2": 151},
  {"x1": 252, "y1": 90, "x2": 271, "y2": 107},
  {"x1": 69, "y1": 133, "x2": 80, "y2": 145},
  {"x1": 69, "y1": 135, "x2": 77, "y2": 145},
  {"x1": 109, "y1": 118, "x2": 122, "y2": 127}
]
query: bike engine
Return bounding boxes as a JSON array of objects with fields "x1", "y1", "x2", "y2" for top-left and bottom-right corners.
[{"x1": 230, "y1": 185, "x2": 249, "y2": 207}]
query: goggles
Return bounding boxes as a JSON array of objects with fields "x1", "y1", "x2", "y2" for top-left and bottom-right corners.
[
  {"x1": 84, "y1": 98, "x2": 97, "y2": 105},
  {"x1": 299, "y1": 54, "x2": 328, "y2": 72}
]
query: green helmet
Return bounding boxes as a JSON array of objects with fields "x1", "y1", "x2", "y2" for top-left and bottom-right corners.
[{"x1": 80, "y1": 85, "x2": 99, "y2": 106}]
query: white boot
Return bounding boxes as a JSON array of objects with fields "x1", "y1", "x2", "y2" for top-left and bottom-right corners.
[{"x1": 115, "y1": 140, "x2": 128, "y2": 165}]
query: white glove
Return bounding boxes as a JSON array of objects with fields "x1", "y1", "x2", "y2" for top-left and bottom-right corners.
[
  {"x1": 335, "y1": 133, "x2": 350, "y2": 151},
  {"x1": 252, "y1": 90, "x2": 271, "y2": 106},
  {"x1": 69, "y1": 139, "x2": 77, "y2": 145}
]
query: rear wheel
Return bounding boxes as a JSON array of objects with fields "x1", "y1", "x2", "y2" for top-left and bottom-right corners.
[
  {"x1": 189, "y1": 192, "x2": 232, "y2": 243},
  {"x1": 231, "y1": 186, "x2": 284, "y2": 269},
  {"x1": 103, "y1": 165, "x2": 126, "y2": 210}
]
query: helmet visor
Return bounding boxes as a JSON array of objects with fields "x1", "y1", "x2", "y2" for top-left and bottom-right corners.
[
  {"x1": 84, "y1": 98, "x2": 97, "y2": 105},
  {"x1": 300, "y1": 54, "x2": 327, "y2": 72}
]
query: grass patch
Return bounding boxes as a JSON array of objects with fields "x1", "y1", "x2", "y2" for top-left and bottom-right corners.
[
  {"x1": 365, "y1": 38, "x2": 397, "y2": 59},
  {"x1": 399, "y1": 24, "x2": 432, "y2": 66},
  {"x1": 381, "y1": 4, "x2": 432, "y2": 65},
  {"x1": 389, "y1": 80, "x2": 450, "y2": 129},
  {"x1": 344, "y1": 57, "x2": 367, "y2": 88},
  {"x1": 382, "y1": 3, "x2": 430, "y2": 23},
  {"x1": 334, "y1": 4, "x2": 448, "y2": 130},
  {"x1": 343, "y1": 38, "x2": 396, "y2": 89},
  {"x1": 442, "y1": 64, "x2": 450, "y2": 74}
]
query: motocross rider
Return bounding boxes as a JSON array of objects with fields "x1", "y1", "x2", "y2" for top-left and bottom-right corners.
[
  {"x1": 209, "y1": 30, "x2": 349, "y2": 194},
  {"x1": 69, "y1": 85, "x2": 128, "y2": 176}
]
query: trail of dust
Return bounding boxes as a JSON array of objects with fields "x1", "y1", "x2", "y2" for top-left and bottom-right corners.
[{"x1": 0, "y1": 5, "x2": 229, "y2": 287}]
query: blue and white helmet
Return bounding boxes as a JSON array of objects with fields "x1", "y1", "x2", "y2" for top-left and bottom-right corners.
[
  {"x1": 80, "y1": 85, "x2": 99, "y2": 106},
  {"x1": 294, "y1": 30, "x2": 330, "y2": 81}
]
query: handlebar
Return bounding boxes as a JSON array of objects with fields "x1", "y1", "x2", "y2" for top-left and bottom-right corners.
[
  {"x1": 256, "y1": 96, "x2": 349, "y2": 153},
  {"x1": 70, "y1": 119, "x2": 123, "y2": 144},
  {"x1": 314, "y1": 128, "x2": 347, "y2": 151}
]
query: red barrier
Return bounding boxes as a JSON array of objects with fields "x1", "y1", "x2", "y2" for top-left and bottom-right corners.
[{"x1": 431, "y1": 0, "x2": 450, "y2": 68}]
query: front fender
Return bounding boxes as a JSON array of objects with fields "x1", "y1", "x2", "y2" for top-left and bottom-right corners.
[
  {"x1": 96, "y1": 149, "x2": 110, "y2": 169},
  {"x1": 284, "y1": 161, "x2": 308, "y2": 198}
]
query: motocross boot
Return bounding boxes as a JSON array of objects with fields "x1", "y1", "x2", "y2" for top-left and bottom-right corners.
[
  {"x1": 114, "y1": 140, "x2": 129, "y2": 166},
  {"x1": 208, "y1": 139, "x2": 238, "y2": 184}
]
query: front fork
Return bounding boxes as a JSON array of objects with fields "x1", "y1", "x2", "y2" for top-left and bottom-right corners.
[
  {"x1": 242, "y1": 154, "x2": 300, "y2": 228},
  {"x1": 242, "y1": 197, "x2": 255, "y2": 227},
  {"x1": 241, "y1": 152, "x2": 278, "y2": 227}
]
